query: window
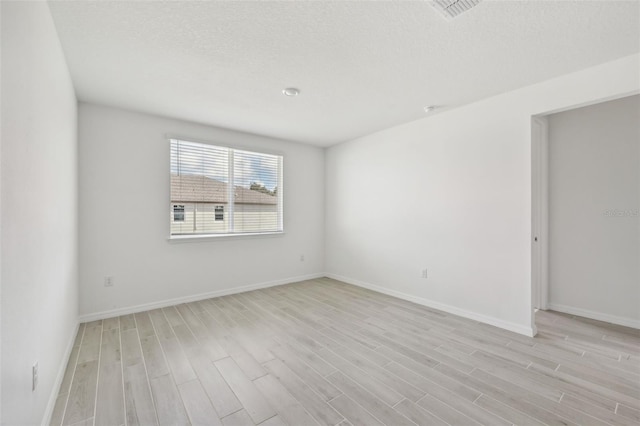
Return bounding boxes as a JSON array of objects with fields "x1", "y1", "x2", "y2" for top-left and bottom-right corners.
[
  {"x1": 170, "y1": 138, "x2": 283, "y2": 237},
  {"x1": 215, "y1": 205, "x2": 224, "y2": 221},
  {"x1": 173, "y1": 205, "x2": 185, "y2": 222}
]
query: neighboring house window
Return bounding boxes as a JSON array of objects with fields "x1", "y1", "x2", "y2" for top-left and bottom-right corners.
[
  {"x1": 173, "y1": 205, "x2": 185, "y2": 222},
  {"x1": 170, "y1": 138, "x2": 283, "y2": 237}
]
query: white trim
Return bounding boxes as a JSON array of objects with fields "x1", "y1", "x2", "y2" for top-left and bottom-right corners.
[
  {"x1": 228, "y1": 148, "x2": 235, "y2": 231},
  {"x1": 78, "y1": 273, "x2": 325, "y2": 322},
  {"x1": 548, "y1": 303, "x2": 640, "y2": 330},
  {"x1": 326, "y1": 273, "x2": 536, "y2": 337},
  {"x1": 531, "y1": 116, "x2": 549, "y2": 312},
  {"x1": 168, "y1": 231, "x2": 285, "y2": 243},
  {"x1": 41, "y1": 320, "x2": 80, "y2": 426},
  {"x1": 277, "y1": 155, "x2": 284, "y2": 232},
  {"x1": 533, "y1": 89, "x2": 640, "y2": 117}
]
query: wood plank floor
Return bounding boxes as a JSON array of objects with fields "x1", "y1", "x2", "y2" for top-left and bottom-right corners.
[{"x1": 51, "y1": 278, "x2": 640, "y2": 426}]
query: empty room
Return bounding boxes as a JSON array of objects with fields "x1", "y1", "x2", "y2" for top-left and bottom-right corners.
[{"x1": 1, "y1": 0, "x2": 639, "y2": 425}]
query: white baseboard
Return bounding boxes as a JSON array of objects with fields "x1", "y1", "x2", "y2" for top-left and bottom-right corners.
[
  {"x1": 78, "y1": 273, "x2": 325, "y2": 323},
  {"x1": 41, "y1": 320, "x2": 80, "y2": 426},
  {"x1": 547, "y1": 303, "x2": 640, "y2": 329},
  {"x1": 326, "y1": 273, "x2": 536, "y2": 337}
]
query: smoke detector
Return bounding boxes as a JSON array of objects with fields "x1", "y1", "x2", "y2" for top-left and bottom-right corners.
[
  {"x1": 430, "y1": 0, "x2": 483, "y2": 20},
  {"x1": 282, "y1": 88, "x2": 300, "y2": 97}
]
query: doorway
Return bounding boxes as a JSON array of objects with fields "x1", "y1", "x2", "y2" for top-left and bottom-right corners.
[{"x1": 531, "y1": 95, "x2": 640, "y2": 329}]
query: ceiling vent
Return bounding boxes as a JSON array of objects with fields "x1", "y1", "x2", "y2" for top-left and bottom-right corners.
[{"x1": 430, "y1": 0, "x2": 483, "y2": 20}]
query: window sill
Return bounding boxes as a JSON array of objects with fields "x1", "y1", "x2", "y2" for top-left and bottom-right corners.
[{"x1": 168, "y1": 231, "x2": 284, "y2": 243}]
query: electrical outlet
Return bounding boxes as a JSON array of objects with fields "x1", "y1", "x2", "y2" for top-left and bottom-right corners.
[
  {"x1": 300, "y1": 254, "x2": 305, "y2": 262},
  {"x1": 421, "y1": 269, "x2": 428, "y2": 279},
  {"x1": 32, "y1": 362, "x2": 38, "y2": 391},
  {"x1": 104, "y1": 276, "x2": 114, "y2": 287}
]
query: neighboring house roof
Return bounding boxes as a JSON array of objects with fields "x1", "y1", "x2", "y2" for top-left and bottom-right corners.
[{"x1": 171, "y1": 174, "x2": 277, "y2": 205}]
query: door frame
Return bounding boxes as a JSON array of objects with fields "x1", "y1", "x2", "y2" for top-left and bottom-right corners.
[{"x1": 531, "y1": 116, "x2": 549, "y2": 312}]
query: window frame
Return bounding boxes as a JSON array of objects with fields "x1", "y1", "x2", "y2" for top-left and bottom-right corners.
[
  {"x1": 214, "y1": 205, "x2": 224, "y2": 222},
  {"x1": 173, "y1": 204, "x2": 185, "y2": 222},
  {"x1": 167, "y1": 135, "x2": 284, "y2": 240}
]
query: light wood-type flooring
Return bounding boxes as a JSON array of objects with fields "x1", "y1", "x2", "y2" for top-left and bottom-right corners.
[{"x1": 51, "y1": 278, "x2": 640, "y2": 425}]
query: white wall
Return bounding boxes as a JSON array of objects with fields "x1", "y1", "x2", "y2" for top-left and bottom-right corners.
[
  {"x1": 1, "y1": 0, "x2": 3, "y2": 420},
  {"x1": 325, "y1": 54, "x2": 639, "y2": 336},
  {"x1": 548, "y1": 95, "x2": 640, "y2": 327},
  {"x1": 0, "y1": 2, "x2": 3, "y2": 422},
  {"x1": 1, "y1": 2, "x2": 79, "y2": 424},
  {"x1": 78, "y1": 104, "x2": 324, "y2": 318}
]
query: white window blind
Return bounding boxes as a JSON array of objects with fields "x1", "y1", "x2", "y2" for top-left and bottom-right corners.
[{"x1": 170, "y1": 139, "x2": 283, "y2": 237}]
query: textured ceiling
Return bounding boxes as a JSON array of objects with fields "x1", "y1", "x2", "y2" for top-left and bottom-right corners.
[{"x1": 48, "y1": 0, "x2": 639, "y2": 146}]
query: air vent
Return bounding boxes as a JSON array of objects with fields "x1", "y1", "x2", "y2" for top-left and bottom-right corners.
[{"x1": 430, "y1": 0, "x2": 482, "y2": 20}]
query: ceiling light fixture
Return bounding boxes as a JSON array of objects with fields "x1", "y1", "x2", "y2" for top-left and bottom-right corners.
[
  {"x1": 282, "y1": 87, "x2": 300, "y2": 97},
  {"x1": 424, "y1": 105, "x2": 436, "y2": 113}
]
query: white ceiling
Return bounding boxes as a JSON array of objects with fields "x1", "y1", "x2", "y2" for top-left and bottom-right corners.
[{"x1": 49, "y1": 0, "x2": 639, "y2": 147}]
